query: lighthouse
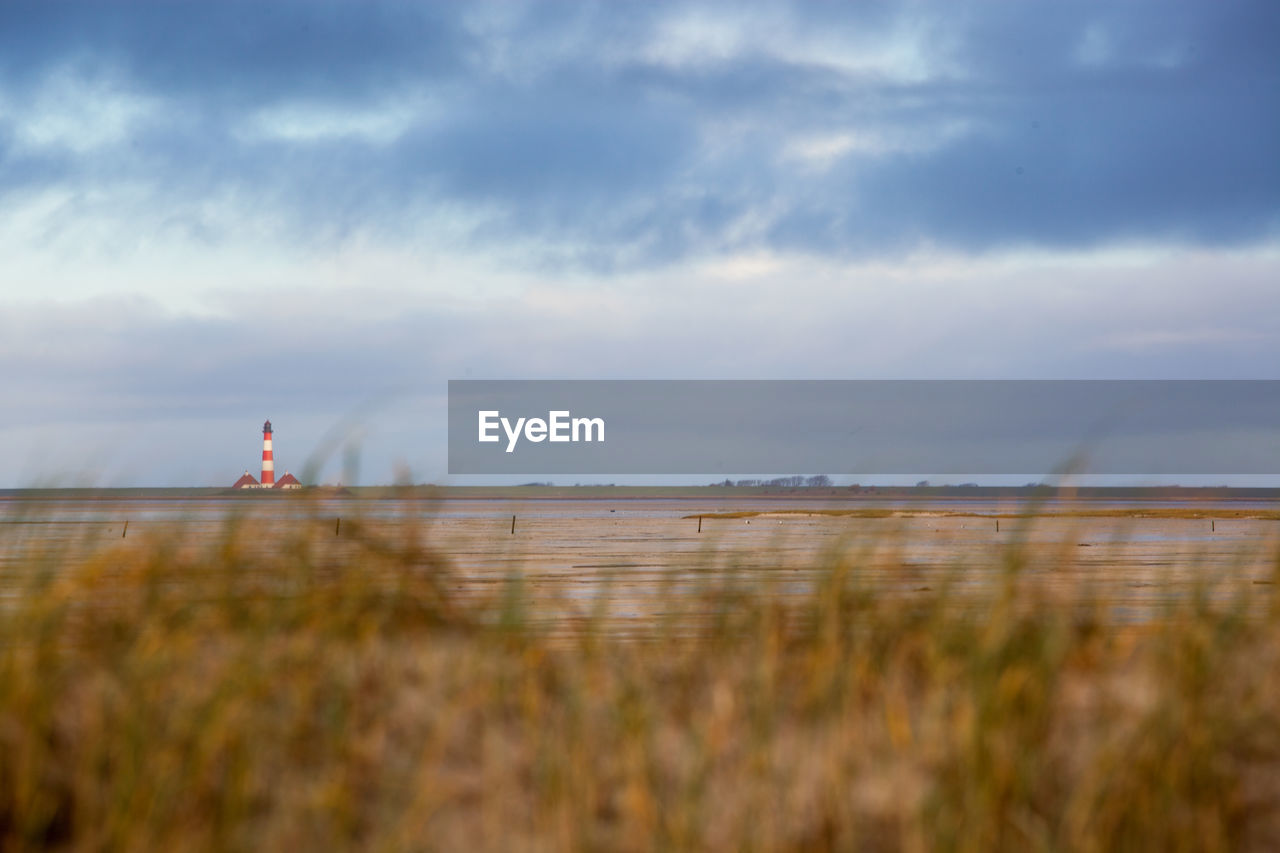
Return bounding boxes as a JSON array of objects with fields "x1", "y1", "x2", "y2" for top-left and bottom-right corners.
[
  {"x1": 261, "y1": 420, "x2": 275, "y2": 487},
  {"x1": 231, "y1": 420, "x2": 302, "y2": 489}
]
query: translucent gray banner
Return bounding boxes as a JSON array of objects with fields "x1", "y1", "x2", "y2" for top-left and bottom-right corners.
[{"x1": 447, "y1": 380, "x2": 1280, "y2": 475}]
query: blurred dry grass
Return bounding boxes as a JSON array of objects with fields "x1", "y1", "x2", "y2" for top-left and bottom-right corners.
[{"x1": 2, "y1": 498, "x2": 1280, "y2": 851}]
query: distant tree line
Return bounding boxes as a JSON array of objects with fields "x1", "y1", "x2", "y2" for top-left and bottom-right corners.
[{"x1": 712, "y1": 475, "x2": 832, "y2": 488}]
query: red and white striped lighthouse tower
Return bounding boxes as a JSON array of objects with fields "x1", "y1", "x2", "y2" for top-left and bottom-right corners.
[{"x1": 261, "y1": 420, "x2": 275, "y2": 487}]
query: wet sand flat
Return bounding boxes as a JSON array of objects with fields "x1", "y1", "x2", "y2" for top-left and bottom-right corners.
[
  {"x1": 420, "y1": 499, "x2": 1280, "y2": 627},
  {"x1": 5, "y1": 496, "x2": 1277, "y2": 629}
]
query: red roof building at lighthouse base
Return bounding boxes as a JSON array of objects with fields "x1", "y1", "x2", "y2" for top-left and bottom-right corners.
[{"x1": 273, "y1": 472, "x2": 302, "y2": 489}]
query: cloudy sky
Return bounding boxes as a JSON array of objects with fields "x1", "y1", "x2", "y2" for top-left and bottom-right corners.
[{"x1": 1, "y1": 1, "x2": 1277, "y2": 486}]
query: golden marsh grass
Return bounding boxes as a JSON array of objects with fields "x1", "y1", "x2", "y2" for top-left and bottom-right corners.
[{"x1": 2, "y1": 495, "x2": 1279, "y2": 850}]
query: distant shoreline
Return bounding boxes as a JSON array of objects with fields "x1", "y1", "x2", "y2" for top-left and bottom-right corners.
[{"x1": 3, "y1": 485, "x2": 1279, "y2": 502}]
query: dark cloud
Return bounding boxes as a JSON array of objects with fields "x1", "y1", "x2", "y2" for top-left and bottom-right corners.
[
  {"x1": 0, "y1": 0, "x2": 1276, "y2": 262},
  {"x1": 778, "y1": 81, "x2": 1280, "y2": 254},
  {"x1": 0, "y1": 1, "x2": 467, "y2": 103},
  {"x1": 405, "y1": 99, "x2": 690, "y2": 203}
]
